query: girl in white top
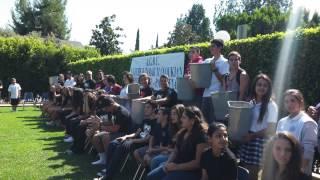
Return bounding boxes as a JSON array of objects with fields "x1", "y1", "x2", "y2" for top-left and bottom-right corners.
[
  {"x1": 276, "y1": 89, "x2": 318, "y2": 176},
  {"x1": 118, "y1": 71, "x2": 134, "y2": 111},
  {"x1": 239, "y1": 73, "x2": 278, "y2": 180}
]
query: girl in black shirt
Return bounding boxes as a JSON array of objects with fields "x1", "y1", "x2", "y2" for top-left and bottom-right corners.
[
  {"x1": 139, "y1": 73, "x2": 153, "y2": 97},
  {"x1": 200, "y1": 123, "x2": 237, "y2": 180},
  {"x1": 147, "y1": 106, "x2": 207, "y2": 180}
]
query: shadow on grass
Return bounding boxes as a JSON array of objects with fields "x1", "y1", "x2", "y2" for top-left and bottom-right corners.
[{"x1": 19, "y1": 114, "x2": 102, "y2": 179}]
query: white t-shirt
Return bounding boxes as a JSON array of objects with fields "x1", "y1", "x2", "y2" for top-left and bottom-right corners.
[
  {"x1": 8, "y1": 83, "x2": 22, "y2": 99},
  {"x1": 276, "y1": 112, "x2": 316, "y2": 142},
  {"x1": 202, "y1": 56, "x2": 229, "y2": 97},
  {"x1": 119, "y1": 85, "x2": 128, "y2": 99},
  {"x1": 64, "y1": 78, "x2": 76, "y2": 87},
  {"x1": 250, "y1": 100, "x2": 278, "y2": 132}
]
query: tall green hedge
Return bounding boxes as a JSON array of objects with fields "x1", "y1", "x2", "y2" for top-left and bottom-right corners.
[
  {"x1": 68, "y1": 27, "x2": 320, "y2": 105},
  {"x1": 0, "y1": 36, "x2": 100, "y2": 95}
]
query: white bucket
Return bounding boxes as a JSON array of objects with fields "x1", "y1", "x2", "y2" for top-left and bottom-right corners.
[
  {"x1": 128, "y1": 83, "x2": 140, "y2": 99},
  {"x1": 211, "y1": 91, "x2": 238, "y2": 120},
  {"x1": 227, "y1": 101, "x2": 253, "y2": 141},
  {"x1": 190, "y1": 63, "x2": 212, "y2": 88},
  {"x1": 131, "y1": 100, "x2": 146, "y2": 125},
  {"x1": 177, "y1": 78, "x2": 194, "y2": 101},
  {"x1": 49, "y1": 76, "x2": 59, "y2": 85}
]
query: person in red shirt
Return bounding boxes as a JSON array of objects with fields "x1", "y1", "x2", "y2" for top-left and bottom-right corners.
[
  {"x1": 184, "y1": 46, "x2": 203, "y2": 77},
  {"x1": 105, "y1": 75, "x2": 122, "y2": 95},
  {"x1": 185, "y1": 47, "x2": 204, "y2": 108}
]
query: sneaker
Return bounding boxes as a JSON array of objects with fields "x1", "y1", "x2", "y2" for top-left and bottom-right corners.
[
  {"x1": 96, "y1": 171, "x2": 106, "y2": 177},
  {"x1": 63, "y1": 136, "x2": 74, "y2": 143},
  {"x1": 65, "y1": 149, "x2": 74, "y2": 155},
  {"x1": 46, "y1": 121, "x2": 55, "y2": 126},
  {"x1": 92, "y1": 159, "x2": 106, "y2": 165}
]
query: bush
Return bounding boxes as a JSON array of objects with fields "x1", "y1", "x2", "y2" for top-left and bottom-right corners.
[
  {"x1": 68, "y1": 27, "x2": 320, "y2": 105},
  {"x1": 0, "y1": 36, "x2": 100, "y2": 96}
]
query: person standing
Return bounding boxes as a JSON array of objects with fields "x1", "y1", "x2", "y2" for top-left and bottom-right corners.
[
  {"x1": 201, "y1": 39, "x2": 229, "y2": 123},
  {"x1": 0, "y1": 80, "x2": 3, "y2": 103},
  {"x1": 8, "y1": 78, "x2": 22, "y2": 112}
]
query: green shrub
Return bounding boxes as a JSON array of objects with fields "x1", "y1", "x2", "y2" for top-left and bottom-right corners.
[
  {"x1": 0, "y1": 36, "x2": 100, "y2": 95},
  {"x1": 68, "y1": 27, "x2": 320, "y2": 105}
]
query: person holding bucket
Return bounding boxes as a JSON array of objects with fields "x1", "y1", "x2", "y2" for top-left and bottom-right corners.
[
  {"x1": 276, "y1": 89, "x2": 317, "y2": 177},
  {"x1": 201, "y1": 39, "x2": 229, "y2": 124},
  {"x1": 184, "y1": 47, "x2": 204, "y2": 108},
  {"x1": 238, "y1": 73, "x2": 278, "y2": 180},
  {"x1": 223, "y1": 51, "x2": 249, "y2": 101}
]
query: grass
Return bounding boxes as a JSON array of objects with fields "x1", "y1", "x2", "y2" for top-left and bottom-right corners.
[{"x1": 0, "y1": 107, "x2": 102, "y2": 179}]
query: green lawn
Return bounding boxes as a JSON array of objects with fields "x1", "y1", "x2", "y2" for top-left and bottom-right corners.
[{"x1": 0, "y1": 107, "x2": 102, "y2": 179}]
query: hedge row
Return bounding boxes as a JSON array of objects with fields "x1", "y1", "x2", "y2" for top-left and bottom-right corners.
[
  {"x1": 0, "y1": 36, "x2": 100, "y2": 95},
  {"x1": 68, "y1": 27, "x2": 320, "y2": 105}
]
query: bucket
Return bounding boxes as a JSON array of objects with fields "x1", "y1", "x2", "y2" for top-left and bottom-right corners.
[
  {"x1": 114, "y1": 97, "x2": 131, "y2": 111},
  {"x1": 128, "y1": 83, "x2": 140, "y2": 99},
  {"x1": 49, "y1": 76, "x2": 59, "y2": 85},
  {"x1": 177, "y1": 78, "x2": 194, "y2": 101},
  {"x1": 131, "y1": 100, "x2": 146, "y2": 125},
  {"x1": 227, "y1": 101, "x2": 253, "y2": 141},
  {"x1": 211, "y1": 91, "x2": 238, "y2": 121},
  {"x1": 190, "y1": 63, "x2": 212, "y2": 88}
]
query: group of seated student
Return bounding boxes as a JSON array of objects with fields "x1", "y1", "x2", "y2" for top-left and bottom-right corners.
[{"x1": 39, "y1": 38, "x2": 320, "y2": 180}]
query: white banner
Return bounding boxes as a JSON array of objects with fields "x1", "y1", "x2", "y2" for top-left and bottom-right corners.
[{"x1": 130, "y1": 52, "x2": 185, "y2": 90}]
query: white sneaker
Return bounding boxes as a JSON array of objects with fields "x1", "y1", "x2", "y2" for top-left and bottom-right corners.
[
  {"x1": 46, "y1": 121, "x2": 55, "y2": 126},
  {"x1": 63, "y1": 136, "x2": 74, "y2": 143},
  {"x1": 96, "y1": 171, "x2": 105, "y2": 177},
  {"x1": 92, "y1": 159, "x2": 106, "y2": 165}
]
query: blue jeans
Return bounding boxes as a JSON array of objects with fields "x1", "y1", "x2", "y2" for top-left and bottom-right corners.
[
  {"x1": 150, "y1": 154, "x2": 169, "y2": 170},
  {"x1": 201, "y1": 97, "x2": 215, "y2": 124},
  {"x1": 147, "y1": 164, "x2": 166, "y2": 180},
  {"x1": 147, "y1": 164, "x2": 201, "y2": 180},
  {"x1": 163, "y1": 171, "x2": 201, "y2": 180}
]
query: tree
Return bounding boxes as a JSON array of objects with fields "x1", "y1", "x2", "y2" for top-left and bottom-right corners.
[
  {"x1": 167, "y1": 4, "x2": 212, "y2": 46},
  {"x1": 90, "y1": 15, "x2": 124, "y2": 55},
  {"x1": 303, "y1": 10, "x2": 320, "y2": 28},
  {"x1": 0, "y1": 27, "x2": 17, "y2": 37},
  {"x1": 135, "y1": 29, "x2": 139, "y2": 51},
  {"x1": 185, "y1": 4, "x2": 212, "y2": 42},
  {"x1": 216, "y1": 5, "x2": 289, "y2": 39},
  {"x1": 11, "y1": 0, "x2": 70, "y2": 39},
  {"x1": 242, "y1": 0, "x2": 292, "y2": 14},
  {"x1": 11, "y1": 0, "x2": 35, "y2": 35},
  {"x1": 155, "y1": 34, "x2": 159, "y2": 48},
  {"x1": 167, "y1": 18, "x2": 199, "y2": 46},
  {"x1": 213, "y1": 0, "x2": 242, "y2": 25},
  {"x1": 34, "y1": 0, "x2": 70, "y2": 39}
]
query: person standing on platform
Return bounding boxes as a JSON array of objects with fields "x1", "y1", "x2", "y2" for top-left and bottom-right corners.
[
  {"x1": 8, "y1": 78, "x2": 22, "y2": 112},
  {"x1": 201, "y1": 39, "x2": 229, "y2": 123}
]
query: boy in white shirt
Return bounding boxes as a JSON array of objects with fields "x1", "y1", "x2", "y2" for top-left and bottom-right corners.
[
  {"x1": 201, "y1": 39, "x2": 229, "y2": 123},
  {"x1": 8, "y1": 78, "x2": 22, "y2": 111}
]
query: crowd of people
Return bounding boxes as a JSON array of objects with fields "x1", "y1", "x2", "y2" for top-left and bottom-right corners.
[{"x1": 39, "y1": 39, "x2": 320, "y2": 180}]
